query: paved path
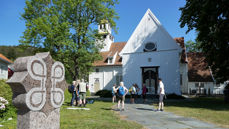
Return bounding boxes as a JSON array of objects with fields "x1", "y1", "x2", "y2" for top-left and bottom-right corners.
[{"x1": 117, "y1": 103, "x2": 224, "y2": 129}]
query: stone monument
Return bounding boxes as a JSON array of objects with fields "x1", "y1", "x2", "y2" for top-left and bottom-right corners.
[{"x1": 7, "y1": 52, "x2": 67, "y2": 129}]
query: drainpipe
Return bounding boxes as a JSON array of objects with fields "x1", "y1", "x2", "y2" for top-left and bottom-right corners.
[{"x1": 208, "y1": 66, "x2": 216, "y2": 83}]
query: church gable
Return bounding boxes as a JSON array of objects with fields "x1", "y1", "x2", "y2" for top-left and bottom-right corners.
[{"x1": 120, "y1": 9, "x2": 181, "y2": 55}]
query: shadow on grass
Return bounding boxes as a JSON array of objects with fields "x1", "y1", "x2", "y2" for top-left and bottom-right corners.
[
  {"x1": 164, "y1": 97, "x2": 229, "y2": 111},
  {"x1": 101, "y1": 107, "x2": 113, "y2": 110}
]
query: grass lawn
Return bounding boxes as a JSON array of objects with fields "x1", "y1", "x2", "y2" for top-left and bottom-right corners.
[
  {"x1": 0, "y1": 91, "x2": 143, "y2": 129},
  {"x1": 153, "y1": 97, "x2": 229, "y2": 128}
]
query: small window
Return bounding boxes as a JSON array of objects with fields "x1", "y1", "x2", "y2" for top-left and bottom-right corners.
[
  {"x1": 144, "y1": 42, "x2": 157, "y2": 52},
  {"x1": 0, "y1": 65, "x2": 3, "y2": 74},
  {"x1": 100, "y1": 24, "x2": 102, "y2": 29},
  {"x1": 103, "y1": 35, "x2": 107, "y2": 39},
  {"x1": 195, "y1": 83, "x2": 199, "y2": 87},
  {"x1": 200, "y1": 83, "x2": 204, "y2": 88},
  {"x1": 95, "y1": 68, "x2": 99, "y2": 73},
  {"x1": 180, "y1": 74, "x2": 182, "y2": 85},
  {"x1": 148, "y1": 58, "x2": 152, "y2": 62},
  {"x1": 108, "y1": 57, "x2": 113, "y2": 64}
]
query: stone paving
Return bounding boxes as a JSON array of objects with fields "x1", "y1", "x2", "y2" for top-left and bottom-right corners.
[{"x1": 117, "y1": 103, "x2": 225, "y2": 129}]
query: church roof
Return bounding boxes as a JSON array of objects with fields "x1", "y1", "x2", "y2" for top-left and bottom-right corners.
[
  {"x1": 187, "y1": 52, "x2": 214, "y2": 82},
  {"x1": 0, "y1": 53, "x2": 13, "y2": 64},
  {"x1": 93, "y1": 42, "x2": 126, "y2": 66}
]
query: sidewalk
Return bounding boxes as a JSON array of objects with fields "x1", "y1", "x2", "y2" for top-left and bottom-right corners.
[{"x1": 117, "y1": 103, "x2": 225, "y2": 129}]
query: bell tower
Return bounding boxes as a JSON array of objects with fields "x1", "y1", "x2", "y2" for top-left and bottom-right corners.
[{"x1": 98, "y1": 20, "x2": 114, "y2": 52}]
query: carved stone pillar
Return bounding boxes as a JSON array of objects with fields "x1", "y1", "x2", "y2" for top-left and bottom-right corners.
[{"x1": 7, "y1": 52, "x2": 67, "y2": 129}]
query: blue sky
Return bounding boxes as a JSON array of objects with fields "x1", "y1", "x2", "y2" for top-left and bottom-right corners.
[{"x1": 0, "y1": 0, "x2": 196, "y2": 46}]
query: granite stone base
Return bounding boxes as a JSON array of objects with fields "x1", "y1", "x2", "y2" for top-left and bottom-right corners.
[{"x1": 17, "y1": 108, "x2": 60, "y2": 129}]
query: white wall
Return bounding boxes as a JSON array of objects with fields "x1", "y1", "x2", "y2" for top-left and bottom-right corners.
[
  {"x1": 188, "y1": 82, "x2": 215, "y2": 95},
  {"x1": 180, "y1": 63, "x2": 188, "y2": 94},
  {"x1": 0, "y1": 61, "x2": 8, "y2": 79},
  {"x1": 89, "y1": 66, "x2": 122, "y2": 93},
  {"x1": 122, "y1": 50, "x2": 181, "y2": 95}
]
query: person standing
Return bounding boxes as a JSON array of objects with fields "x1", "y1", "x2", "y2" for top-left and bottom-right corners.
[
  {"x1": 134, "y1": 84, "x2": 140, "y2": 103},
  {"x1": 112, "y1": 84, "x2": 117, "y2": 103},
  {"x1": 142, "y1": 84, "x2": 147, "y2": 103},
  {"x1": 78, "y1": 79, "x2": 87, "y2": 107},
  {"x1": 116, "y1": 82, "x2": 128, "y2": 111},
  {"x1": 158, "y1": 78, "x2": 165, "y2": 111},
  {"x1": 70, "y1": 81, "x2": 77, "y2": 106},
  {"x1": 129, "y1": 84, "x2": 136, "y2": 104}
]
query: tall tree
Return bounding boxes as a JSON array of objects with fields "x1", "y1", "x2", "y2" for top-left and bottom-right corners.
[
  {"x1": 179, "y1": 0, "x2": 229, "y2": 83},
  {"x1": 20, "y1": 0, "x2": 119, "y2": 81},
  {"x1": 185, "y1": 40, "x2": 201, "y2": 52}
]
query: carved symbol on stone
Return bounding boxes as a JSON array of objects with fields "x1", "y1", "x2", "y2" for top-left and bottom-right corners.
[
  {"x1": 26, "y1": 57, "x2": 47, "y2": 111},
  {"x1": 50, "y1": 62, "x2": 65, "y2": 108},
  {"x1": 25, "y1": 57, "x2": 65, "y2": 111}
]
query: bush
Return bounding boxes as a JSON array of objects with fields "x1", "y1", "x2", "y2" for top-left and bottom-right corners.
[
  {"x1": 0, "y1": 80, "x2": 17, "y2": 121},
  {"x1": 95, "y1": 90, "x2": 112, "y2": 98}
]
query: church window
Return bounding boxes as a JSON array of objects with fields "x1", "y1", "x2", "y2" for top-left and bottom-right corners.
[
  {"x1": 103, "y1": 35, "x2": 107, "y2": 39},
  {"x1": 144, "y1": 42, "x2": 157, "y2": 52},
  {"x1": 95, "y1": 68, "x2": 99, "y2": 73},
  {"x1": 108, "y1": 57, "x2": 113, "y2": 64},
  {"x1": 100, "y1": 24, "x2": 102, "y2": 29}
]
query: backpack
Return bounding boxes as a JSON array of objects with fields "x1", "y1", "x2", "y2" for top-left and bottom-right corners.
[
  {"x1": 118, "y1": 86, "x2": 125, "y2": 96},
  {"x1": 128, "y1": 87, "x2": 132, "y2": 93},
  {"x1": 68, "y1": 85, "x2": 74, "y2": 93}
]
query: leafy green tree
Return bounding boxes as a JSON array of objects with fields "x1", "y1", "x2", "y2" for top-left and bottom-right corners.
[
  {"x1": 179, "y1": 0, "x2": 229, "y2": 82},
  {"x1": 20, "y1": 0, "x2": 119, "y2": 81},
  {"x1": 185, "y1": 40, "x2": 201, "y2": 52}
]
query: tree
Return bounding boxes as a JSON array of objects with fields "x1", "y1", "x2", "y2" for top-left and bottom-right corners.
[
  {"x1": 179, "y1": 0, "x2": 229, "y2": 83},
  {"x1": 20, "y1": 0, "x2": 119, "y2": 81},
  {"x1": 185, "y1": 40, "x2": 201, "y2": 52}
]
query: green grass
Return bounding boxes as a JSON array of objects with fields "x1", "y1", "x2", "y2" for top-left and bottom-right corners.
[
  {"x1": 0, "y1": 90, "x2": 143, "y2": 129},
  {"x1": 153, "y1": 97, "x2": 229, "y2": 128}
]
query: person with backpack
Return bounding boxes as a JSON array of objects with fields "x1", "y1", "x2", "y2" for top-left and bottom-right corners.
[
  {"x1": 129, "y1": 84, "x2": 136, "y2": 104},
  {"x1": 142, "y1": 84, "x2": 148, "y2": 103},
  {"x1": 70, "y1": 81, "x2": 78, "y2": 106},
  {"x1": 116, "y1": 82, "x2": 128, "y2": 111}
]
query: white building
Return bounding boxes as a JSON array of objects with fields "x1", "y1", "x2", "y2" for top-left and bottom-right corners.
[
  {"x1": 89, "y1": 9, "x2": 183, "y2": 95},
  {"x1": 0, "y1": 53, "x2": 12, "y2": 79},
  {"x1": 89, "y1": 9, "x2": 218, "y2": 95}
]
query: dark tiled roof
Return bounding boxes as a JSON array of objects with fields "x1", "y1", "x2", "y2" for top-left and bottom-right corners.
[
  {"x1": 174, "y1": 37, "x2": 187, "y2": 63},
  {"x1": 93, "y1": 42, "x2": 126, "y2": 66},
  {"x1": 187, "y1": 52, "x2": 213, "y2": 82},
  {"x1": 0, "y1": 53, "x2": 13, "y2": 64}
]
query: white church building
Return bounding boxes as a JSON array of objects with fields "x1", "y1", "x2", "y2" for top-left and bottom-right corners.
[{"x1": 89, "y1": 9, "x2": 216, "y2": 95}]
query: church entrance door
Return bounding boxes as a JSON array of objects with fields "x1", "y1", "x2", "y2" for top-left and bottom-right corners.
[{"x1": 142, "y1": 67, "x2": 159, "y2": 94}]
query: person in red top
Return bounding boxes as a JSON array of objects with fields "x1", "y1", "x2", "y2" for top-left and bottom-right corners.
[{"x1": 142, "y1": 84, "x2": 147, "y2": 103}]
